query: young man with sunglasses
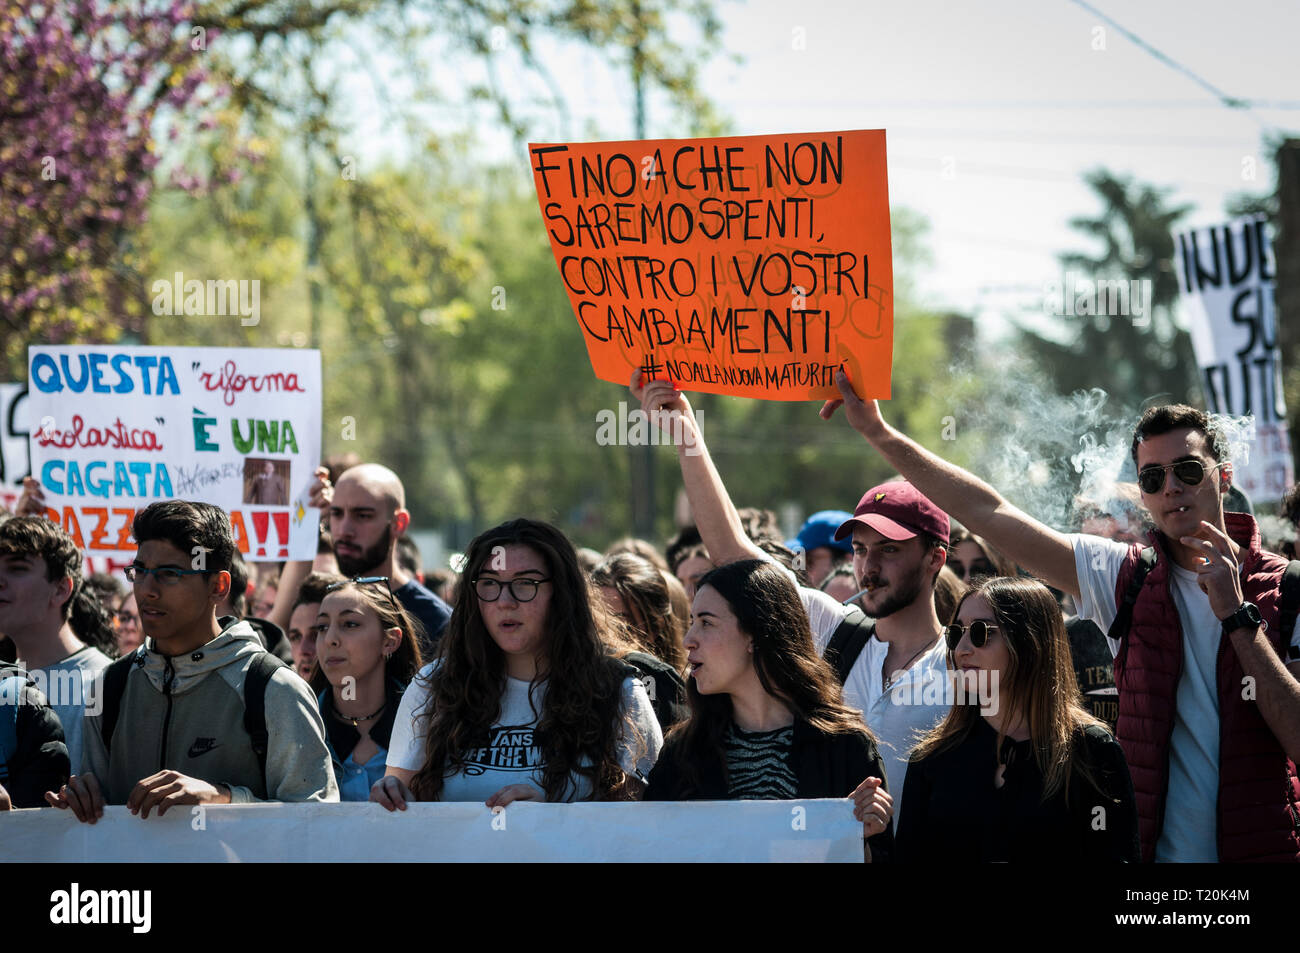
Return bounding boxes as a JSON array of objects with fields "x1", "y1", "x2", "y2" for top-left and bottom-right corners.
[
  {"x1": 823, "y1": 375, "x2": 1300, "y2": 863},
  {"x1": 45, "y1": 500, "x2": 337, "y2": 823}
]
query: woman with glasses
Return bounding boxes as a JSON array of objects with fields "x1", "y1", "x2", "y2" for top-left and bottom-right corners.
[
  {"x1": 643, "y1": 559, "x2": 896, "y2": 861},
  {"x1": 309, "y1": 577, "x2": 421, "y2": 801},
  {"x1": 371, "y1": 519, "x2": 662, "y2": 810},
  {"x1": 895, "y1": 575, "x2": 1139, "y2": 862}
]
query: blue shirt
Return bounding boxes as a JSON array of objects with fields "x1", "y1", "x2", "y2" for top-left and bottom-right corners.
[
  {"x1": 394, "y1": 579, "x2": 452, "y2": 658},
  {"x1": 335, "y1": 746, "x2": 388, "y2": 802}
]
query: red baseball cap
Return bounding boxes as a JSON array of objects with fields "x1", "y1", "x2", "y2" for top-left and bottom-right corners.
[{"x1": 834, "y1": 481, "x2": 950, "y2": 545}]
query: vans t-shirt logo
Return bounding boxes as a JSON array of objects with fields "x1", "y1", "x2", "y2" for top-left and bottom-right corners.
[
  {"x1": 462, "y1": 725, "x2": 542, "y2": 775},
  {"x1": 187, "y1": 738, "x2": 221, "y2": 758}
]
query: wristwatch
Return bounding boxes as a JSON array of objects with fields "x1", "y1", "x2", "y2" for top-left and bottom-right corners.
[{"x1": 1220, "y1": 601, "x2": 1264, "y2": 637}]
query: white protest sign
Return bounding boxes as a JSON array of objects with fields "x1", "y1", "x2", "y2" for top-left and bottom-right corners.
[
  {"x1": 1175, "y1": 217, "x2": 1292, "y2": 502},
  {"x1": 26, "y1": 346, "x2": 321, "y2": 560},
  {"x1": 1, "y1": 801, "x2": 864, "y2": 863},
  {"x1": 0, "y1": 381, "x2": 30, "y2": 511}
]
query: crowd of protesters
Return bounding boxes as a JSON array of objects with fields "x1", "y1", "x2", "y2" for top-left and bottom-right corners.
[{"x1": 3, "y1": 369, "x2": 1299, "y2": 863}]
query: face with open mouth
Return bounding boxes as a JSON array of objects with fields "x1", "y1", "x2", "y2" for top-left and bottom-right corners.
[
  {"x1": 683, "y1": 584, "x2": 754, "y2": 696},
  {"x1": 475, "y1": 544, "x2": 553, "y2": 670}
]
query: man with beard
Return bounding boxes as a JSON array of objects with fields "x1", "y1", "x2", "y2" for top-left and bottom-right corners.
[
  {"x1": 629, "y1": 372, "x2": 952, "y2": 826},
  {"x1": 327, "y1": 464, "x2": 451, "y2": 658}
]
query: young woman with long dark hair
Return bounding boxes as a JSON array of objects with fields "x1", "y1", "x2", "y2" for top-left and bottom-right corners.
[
  {"x1": 309, "y1": 577, "x2": 421, "y2": 801},
  {"x1": 643, "y1": 559, "x2": 895, "y2": 861},
  {"x1": 896, "y1": 575, "x2": 1139, "y2": 862},
  {"x1": 371, "y1": 519, "x2": 662, "y2": 809}
]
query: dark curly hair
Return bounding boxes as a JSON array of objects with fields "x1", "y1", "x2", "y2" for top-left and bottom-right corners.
[{"x1": 409, "y1": 519, "x2": 636, "y2": 802}]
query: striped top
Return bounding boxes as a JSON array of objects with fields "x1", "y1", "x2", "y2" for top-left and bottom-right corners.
[{"x1": 724, "y1": 722, "x2": 797, "y2": 799}]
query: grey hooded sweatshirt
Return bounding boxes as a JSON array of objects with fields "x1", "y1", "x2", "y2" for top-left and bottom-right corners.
[{"x1": 82, "y1": 618, "x2": 338, "y2": 804}]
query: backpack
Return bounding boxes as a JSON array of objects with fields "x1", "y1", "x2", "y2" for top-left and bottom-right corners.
[
  {"x1": 1108, "y1": 548, "x2": 1300, "y2": 650},
  {"x1": 620, "y1": 651, "x2": 690, "y2": 732},
  {"x1": 98, "y1": 651, "x2": 286, "y2": 783},
  {"x1": 0, "y1": 672, "x2": 28, "y2": 783},
  {"x1": 823, "y1": 607, "x2": 876, "y2": 685}
]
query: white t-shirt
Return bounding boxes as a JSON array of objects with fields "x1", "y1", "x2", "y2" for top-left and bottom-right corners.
[
  {"x1": 793, "y1": 578, "x2": 950, "y2": 828},
  {"x1": 1071, "y1": 533, "x2": 1300, "y2": 863},
  {"x1": 387, "y1": 663, "x2": 663, "y2": 802},
  {"x1": 32, "y1": 645, "x2": 112, "y2": 776}
]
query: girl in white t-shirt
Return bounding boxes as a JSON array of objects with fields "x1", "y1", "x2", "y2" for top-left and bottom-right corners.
[{"x1": 371, "y1": 519, "x2": 661, "y2": 809}]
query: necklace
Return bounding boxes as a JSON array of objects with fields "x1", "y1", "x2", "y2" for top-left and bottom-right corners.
[
  {"x1": 331, "y1": 700, "x2": 386, "y2": 727},
  {"x1": 883, "y1": 635, "x2": 940, "y2": 692}
]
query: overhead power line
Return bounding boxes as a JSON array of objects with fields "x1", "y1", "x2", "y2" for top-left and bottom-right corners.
[{"x1": 1066, "y1": 0, "x2": 1273, "y2": 129}]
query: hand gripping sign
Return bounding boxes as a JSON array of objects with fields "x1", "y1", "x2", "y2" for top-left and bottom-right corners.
[{"x1": 529, "y1": 130, "x2": 893, "y2": 401}]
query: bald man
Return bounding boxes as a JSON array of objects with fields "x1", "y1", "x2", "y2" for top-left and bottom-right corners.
[{"x1": 327, "y1": 464, "x2": 452, "y2": 655}]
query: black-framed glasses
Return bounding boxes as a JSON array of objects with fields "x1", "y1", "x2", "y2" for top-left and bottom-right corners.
[
  {"x1": 326, "y1": 576, "x2": 399, "y2": 612},
  {"x1": 125, "y1": 565, "x2": 207, "y2": 586},
  {"x1": 945, "y1": 620, "x2": 1000, "y2": 652},
  {"x1": 1137, "y1": 460, "x2": 1223, "y2": 495},
  {"x1": 473, "y1": 577, "x2": 551, "y2": 603}
]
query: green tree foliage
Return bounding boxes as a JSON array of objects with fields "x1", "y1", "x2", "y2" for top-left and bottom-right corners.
[{"x1": 1015, "y1": 168, "x2": 1199, "y2": 411}]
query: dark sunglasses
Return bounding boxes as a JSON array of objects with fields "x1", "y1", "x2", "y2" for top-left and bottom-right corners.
[
  {"x1": 945, "y1": 620, "x2": 1000, "y2": 652},
  {"x1": 326, "y1": 575, "x2": 399, "y2": 612},
  {"x1": 1137, "y1": 460, "x2": 1223, "y2": 495}
]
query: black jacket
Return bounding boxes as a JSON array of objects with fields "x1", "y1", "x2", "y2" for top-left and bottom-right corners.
[
  {"x1": 644, "y1": 717, "x2": 894, "y2": 861},
  {"x1": 895, "y1": 718, "x2": 1139, "y2": 863},
  {"x1": 0, "y1": 662, "x2": 71, "y2": 808}
]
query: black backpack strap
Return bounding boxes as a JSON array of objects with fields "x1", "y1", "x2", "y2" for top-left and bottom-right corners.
[
  {"x1": 1106, "y1": 547, "x2": 1157, "y2": 648},
  {"x1": 242, "y1": 653, "x2": 287, "y2": 785},
  {"x1": 98, "y1": 654, "x2": 138, "y2": 760},
  {"x1": 1277, "y1": 560, "x2": 1300, "y2": 661},
  {"x1": 824, "y1": 607, "x2": 875, "y2": 685}
]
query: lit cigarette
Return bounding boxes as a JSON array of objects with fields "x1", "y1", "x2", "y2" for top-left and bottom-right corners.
[{"x1": 844, "y1": 587, "x2": 874, "y2": 604}]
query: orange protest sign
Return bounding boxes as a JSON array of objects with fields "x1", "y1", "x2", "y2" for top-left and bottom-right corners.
[{"x1": 528, "y1": 130, "x2": 892, "y2": 400}]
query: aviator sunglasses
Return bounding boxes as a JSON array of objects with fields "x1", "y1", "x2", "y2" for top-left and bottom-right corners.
[
  {"x1": 1136, "y1": 460, "x2": 1223, "y2": 495},
  {"x1": 944, "y1": 620, "x2": 1000, "y2": 653}
]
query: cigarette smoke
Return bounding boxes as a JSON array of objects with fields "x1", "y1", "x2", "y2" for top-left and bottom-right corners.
[{"x1": 945, "y1": 354, "x2": 1262, "y2": 532}]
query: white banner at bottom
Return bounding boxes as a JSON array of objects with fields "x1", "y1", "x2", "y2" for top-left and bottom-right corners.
[{"x1": 3, "y1": 800, "x2": 863, "y2": 862}]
